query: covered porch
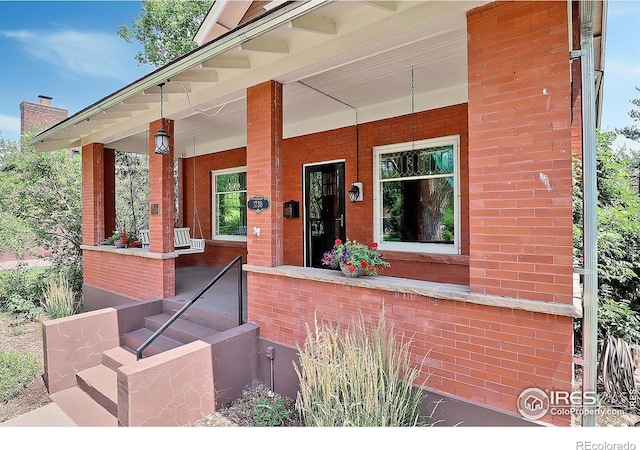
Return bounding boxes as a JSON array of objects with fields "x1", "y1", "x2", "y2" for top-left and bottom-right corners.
[{"x1": 29, "y1": 0, "x2": 605, "y2": 426}]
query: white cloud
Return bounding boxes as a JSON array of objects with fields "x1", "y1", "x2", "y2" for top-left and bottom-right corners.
[
  {"x1": 0, "y1": 114, "x2": 21, "y2": 142},
  {"x1": 606, "y1": 60, "x2": 640, "y2": 78},
  {"x1": 2, "y1": 28, "x2": 140, "y2": 82}
]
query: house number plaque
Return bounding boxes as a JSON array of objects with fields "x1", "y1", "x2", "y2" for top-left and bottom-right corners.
[{"x1": 247, "y1": 195, "x2": 270, "y2": 214}]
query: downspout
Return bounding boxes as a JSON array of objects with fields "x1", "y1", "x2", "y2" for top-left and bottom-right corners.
[{"x1": 578, "y1": 0, "x2": 598, "y2": 428}]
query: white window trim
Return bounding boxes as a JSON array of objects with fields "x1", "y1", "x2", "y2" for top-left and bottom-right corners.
[
  {"x1": 211, "y1": 166, "x2": 247, "y2": 242},
  {"x1": 373, "y1": 135, "x2": 461, "y2": 255}
]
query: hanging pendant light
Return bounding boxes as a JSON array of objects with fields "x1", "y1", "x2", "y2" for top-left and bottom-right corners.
[{"x1": 154, "y1": 83, "x2": 170, "y2": 155}]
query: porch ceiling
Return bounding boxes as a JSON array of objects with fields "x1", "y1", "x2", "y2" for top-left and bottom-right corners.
[{"x1": 33, "y1": 1, "x2": 487, "y2": 155}]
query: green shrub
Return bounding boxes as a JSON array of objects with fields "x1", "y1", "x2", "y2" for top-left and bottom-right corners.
[
  {"x1": 294, "y1": 309, "x2": 430, "y2": 427},
  {"x1": 6, "y1": 294, "x2": 42, "y2": 321},
  {"x1": 0, "y1": 264, "x2": 46, "y2": 314},
  {"x1": 254, "y1": 395, "x2": 292, "y2": 426},
  {"x1": 43, "y1": 275, "x2": 79, "y2": 319},
  {"x1": 0, "y1": 351, "x2": 40, "y2": 402}
]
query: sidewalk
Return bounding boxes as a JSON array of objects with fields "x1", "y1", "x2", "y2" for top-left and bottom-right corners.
[
  {"x1": 0, "y1": 403, "x2": 76, "y2": 427},
  {"x1": 0, "y1": 258, "x2": 52, "y2": 271}
]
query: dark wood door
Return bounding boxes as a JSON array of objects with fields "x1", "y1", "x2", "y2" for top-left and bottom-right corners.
[{"x1": 305, "y1": 162, "x2": 346, "y2": 268}]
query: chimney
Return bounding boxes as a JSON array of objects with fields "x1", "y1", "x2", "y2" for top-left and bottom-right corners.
[
  {"x1": 20, "y1": 96, "x2": 68, "y2": 135},
  {"x1": 38, "y1": 95, "x2": 53, "y2": 106}
]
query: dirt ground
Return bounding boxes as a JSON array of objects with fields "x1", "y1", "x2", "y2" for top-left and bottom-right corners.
[
  {"x1": 0, "y1": 313, "x2": 299, "y2": 426},
  {"x1": 0, "y1": 314, "x2": 51, "y2": 422}
]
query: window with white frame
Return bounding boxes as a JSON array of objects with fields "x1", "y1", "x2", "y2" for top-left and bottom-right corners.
[
  {"x1": 211, "y1": 167, "x2": 247, "y2": 240},
  {"x1": 373, "y1": 136, "x2": 460, "y2": 254}
]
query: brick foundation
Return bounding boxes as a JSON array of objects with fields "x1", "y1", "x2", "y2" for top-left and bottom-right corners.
[{"x1": 247, "y1": 271, "x2": 573, "y2": 426}]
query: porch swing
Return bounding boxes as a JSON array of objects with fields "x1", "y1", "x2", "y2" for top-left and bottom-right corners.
[
  {"x1": 140, "y1": 139, "x2": 206, "y2": 255},
  {"x1": 174, "y1": 139, "x2": 206, "y2": 254}
]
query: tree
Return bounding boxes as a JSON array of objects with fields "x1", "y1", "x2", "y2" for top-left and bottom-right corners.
[
  {"x1": 573, "y1": 130, "x2": 640, "y2": 342},
  {"x1": 114, "y1": 151, "x2": 149, "y2": 235},
  {"x1": 118, "y1": 0, "x2": 212, "y2": 67},
  {"x1": 617, "y1": 86, "x2": 640, "y2": 142},
  {"x1": 0, "y1": 133, "x2": 83, "y2": 295}
]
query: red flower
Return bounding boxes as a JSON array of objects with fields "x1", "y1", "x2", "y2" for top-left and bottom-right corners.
[
  {"x1": 335, "y1": 239, "x2": 342, "y2": 246},
  {"x1": 121, "y1": 231, "x2": 126, "y2": 245},
  {"x1": 349, "y1": 265, "x2": 355, "y2": 273},
  {"x1": 369, "y1": 242, "x2": 378, "y2": 249},
  {"x1": 369, "y1": 265, "x2": 375, "y2": 272},
  {"x1": 360, "y1": 261, "x2": 367, "y2": 268}
]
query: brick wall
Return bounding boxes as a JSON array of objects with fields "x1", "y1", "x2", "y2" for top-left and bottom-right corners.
[
  {"x1": 281, "y1": 103, "x2": 469, "y2": 284},
  {"x1": 83, "y1": 250, "x2": 175, "y2": 300},
  {"x1": 178, "y1": 147, "x2": 248, "y2": 267},
  {"x1": 248, "y1": 272, "x2": 573, "y2": 426},
  {"x1": 467, "y1": 1, "x2": 574, "y2": 303}
]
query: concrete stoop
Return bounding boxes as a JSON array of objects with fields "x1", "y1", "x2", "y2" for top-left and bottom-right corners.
[{"x1": 49, "y1": 310, "x2": 249, "y2": 427}]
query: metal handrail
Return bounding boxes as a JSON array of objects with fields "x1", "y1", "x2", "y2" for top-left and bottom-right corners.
[{"x1": 136, "y1": 256, "x2": 244, "y2": 360}]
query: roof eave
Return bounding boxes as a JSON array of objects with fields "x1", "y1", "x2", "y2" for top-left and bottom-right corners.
[{"x1": 28, "y1": 0, "x2": 328, "y2": 151}]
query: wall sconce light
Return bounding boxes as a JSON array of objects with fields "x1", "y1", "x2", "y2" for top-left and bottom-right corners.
[
  {"x1": 349, "y1": 182, "x2": 363, "y2": 203},
  {"x1": 154, "y1": 83, "x2": 171, "y2": 155}
]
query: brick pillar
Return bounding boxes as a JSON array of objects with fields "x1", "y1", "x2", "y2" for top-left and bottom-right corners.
[
  {"x1": 103, "y1": 148, "x2": 116, "y2": 237},
  {"x1": 82, "y1": 143, "x2": 105, "y2": 246},
  {"x1": 246, "y1": 81, "x2": 283, "y2": 266},
  {"x1": 148, "y1": 118, "x2": 176, "y2": 298},
  {"x1": 467, "y1": 1, "x2": 574, "y2": 304},
  {"x1": 148, "y1": 118, "x2": 175, "y2": 253}
]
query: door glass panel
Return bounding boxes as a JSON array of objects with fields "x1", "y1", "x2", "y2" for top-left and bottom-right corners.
[{"x1": 305, "y1": 163, "x2": 345, "y2": 268}]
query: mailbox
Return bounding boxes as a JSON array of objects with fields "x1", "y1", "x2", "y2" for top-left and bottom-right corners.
[{"x1": 283, "y1": 200, "x2": 299, "y2": 218}]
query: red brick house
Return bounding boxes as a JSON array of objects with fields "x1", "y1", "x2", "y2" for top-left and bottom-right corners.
[{"x1": 30, "y1": 0, "x2": 605, "y2": 427}]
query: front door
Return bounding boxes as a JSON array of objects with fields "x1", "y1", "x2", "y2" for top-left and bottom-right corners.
[{"x1": 305, "y1": 162, "x2": 346, "y2": 268}]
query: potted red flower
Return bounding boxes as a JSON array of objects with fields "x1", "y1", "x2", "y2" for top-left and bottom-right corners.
[{"x1": 322, "y1": 238, "x2": 389, "y2": 277}]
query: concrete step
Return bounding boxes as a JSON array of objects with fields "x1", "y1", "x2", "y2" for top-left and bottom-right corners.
[
  {"x1": 144, "y1": 313, "x2": 219, "y2": 343},
  {"x1": 123, "y1": 327, "x2": 183, "y2": 357},
  {"x1": 50, "y1": 386, "x2": 117, "y2": 427},
  {"x1": 76, "y1": 365, "x2": 118, "y2": 416},
  {"x1": 102, "y1": 346, "x2": 136, "y2": 371}
]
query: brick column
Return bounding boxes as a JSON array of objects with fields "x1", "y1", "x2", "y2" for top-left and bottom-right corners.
[
  {"x1": 246, "y1": 81, "x2": 283, "y2": 266},
  {"x1": 148, "y1": 118, "x2": 176, "y2": 298},
  {"x1": 103, "y1": 148, "x2": 116, "y2": 237},
  {"x1": 467, "y1": 1, "x2": 574, "y2": 304},
  {"x1": 148, "y1": 118, "x2": 175, "y2": 253},
  {"x1": 82, "y1": 142, "x2": 105, "y2": 246}
]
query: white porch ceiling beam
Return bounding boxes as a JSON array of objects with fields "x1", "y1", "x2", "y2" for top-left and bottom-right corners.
[
  {"x1": 289, "y1": 16, "x2": 336, "y2": 35},
  {"x1": 171, "y1": 70, "x2": 219, "y2": 83},
  {"x1": 33, "y1": 138, "x2": 79, "y2": 152},
  {"x1": 364, "y1": 1, "x2": 396, "y2": 12},
  {"x1": 144, "y1": 84, "x2": 191, "y2": 95},
  {"x1": 109, "y1": 102, "x2": 150, "y2": 112},
  {"x1": 122, "y1": 94, "x2": 161, "y2": 105},
  {"x1": 201, "y1": 55, "x2": 251, "y2": 69},
  {"x1": 240, "y1": 36, "x2": 289, "y2": 54}
]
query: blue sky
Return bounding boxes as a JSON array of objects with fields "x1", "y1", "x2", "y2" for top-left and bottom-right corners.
[
  {"x1": 0, "y1": 1, "x2": 152, "y2": 142},
  {"x1": 0, "y1": 0, "x2": 639, "y2": 144}
]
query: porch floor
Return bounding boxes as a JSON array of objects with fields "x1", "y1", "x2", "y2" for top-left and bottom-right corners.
[{"x1": 169, "y1": 265, "x2": 248, "y2": 323}]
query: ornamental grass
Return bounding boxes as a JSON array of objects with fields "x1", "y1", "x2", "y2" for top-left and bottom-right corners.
[
  {"x1": 42, "y1": 275, "x2": 79, "y2": 319},
  {"x1": 294, "y1": 308, "x2": 432, "y2": 426}
]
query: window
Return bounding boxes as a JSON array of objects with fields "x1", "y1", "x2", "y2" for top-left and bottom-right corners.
[
  {"x1": 373, "y1": 136, "x2": 460, "y2": 254},
  {"x1": 211, "y1": 167, "x2": 247, "y2": 240}
]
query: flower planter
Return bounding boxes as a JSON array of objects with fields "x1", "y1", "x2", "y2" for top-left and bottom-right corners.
[{"x1": 340, "y1": 263, "x2": 364, "y2": 278}]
